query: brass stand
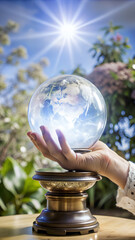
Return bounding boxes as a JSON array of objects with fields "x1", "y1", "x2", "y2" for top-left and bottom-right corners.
[{"x1": 32, "y1": 170, "x2": 101, "y2": 235}]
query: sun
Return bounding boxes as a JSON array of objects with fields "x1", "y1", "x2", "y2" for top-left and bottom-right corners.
[
  {"x1": 59, "y1": 23, "x2": 77, "y2": 40},
  {"x1": 10, "y1": 0, "x2": 133, "y2": 69}
]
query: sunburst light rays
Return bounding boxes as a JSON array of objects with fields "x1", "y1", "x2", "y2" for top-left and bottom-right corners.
[
  {"x1": 11, "y1": 31, "x2": 59, "y2": 41},
  {"x1": 77, "y1": 0, "x2": 134, "y2": 29},
  {"x1": 2, "y1": 0, "x2": 133, "y2": 69},
  {"x1": 25, "y1": 36, "x2": 62, "y2": 66}
]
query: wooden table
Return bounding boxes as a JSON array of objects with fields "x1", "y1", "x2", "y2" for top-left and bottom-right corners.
[{"x1": 0, "y1": 214, "x2": 135, "y2": 240}]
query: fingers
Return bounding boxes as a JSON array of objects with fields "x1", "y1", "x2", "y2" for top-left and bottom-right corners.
[
  {"x1": 56, "y1": 129, "x2": 81, "y2": 170},
  {"x1": 27, "y1": 132, "x2": 40, "y2": 151},
  {"x1": 27, "y1": 131, "x2": 58, "y2": 162},
  {"x1": 56, "y1": 129, "x2": 76, "y2": 161},
  {"x1": 27, "y1": 126, "x2": 107, "y2": 173},
  {"x1": 40, "y1": 126, "x2": 66, "y2": 164}
]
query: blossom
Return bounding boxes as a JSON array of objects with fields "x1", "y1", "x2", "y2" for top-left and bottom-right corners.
[
  {"x1": 86, "y1": 62, "x2": 133, "y2": 95},
  {"x1": 116, "y1": 33, "x2": 122, "y2": 42}
]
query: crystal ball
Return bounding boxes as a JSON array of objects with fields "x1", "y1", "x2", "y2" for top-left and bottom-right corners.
[{"x1": 28, "y1": 75, "x2": 107, "y2": 149}]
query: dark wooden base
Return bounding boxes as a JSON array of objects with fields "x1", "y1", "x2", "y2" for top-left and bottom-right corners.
[
  {"x1": 33, "y1": 221, "x2": 99, "y2": 235},
  {"x1": 33, "y1": 208, "x2": 99, "y2": 236},
  {"x1": 32, "y1": 170, "x2": 101, "y2": 236}
]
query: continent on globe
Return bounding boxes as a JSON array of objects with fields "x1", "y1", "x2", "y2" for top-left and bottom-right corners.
[{"x1": 28, "y1": 75, "x2": 107, "y2": 149}]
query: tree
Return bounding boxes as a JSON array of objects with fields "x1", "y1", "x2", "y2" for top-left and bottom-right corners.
[
  {"x1": 87, "y1": 23, "x2": 135, "y2": 162},
  {"x1": 89, "y1": 22, "x2": 131, "y2": 65},
  {"x1": 0, "y1": 21, "x2": 50, "y2": 167},
  {"x1": 86, "y1": 24, "x2": 135, "y2": 210}
]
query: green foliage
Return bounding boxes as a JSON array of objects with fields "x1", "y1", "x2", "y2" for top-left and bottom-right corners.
[
  {"x1": 87, "y1": 178, "x2": 117, "y2": 209},
  {"x1": 0, "y1": 20, "x2": 59, "y2": 216},
  {"x1": 72, "y1": 65, "x2": 85, "y2": 77},
  {"x1": 88, "y1": 23, "x2": 135, "y2": 162},
  {"x1": 77, "y1": 23, "x2": 135, "y2": 209},
  {"x1": 109, "y1": 71, "x2": 119, "y2": 80},
  {"x1": 0, "y1": 157, "x2": 46, "y2": 215},
  {"x1": 89, "y1": 22, "x2": 131, "y2": 65},
  {"x1": 102, "y1": 87, "x2": 135, "y2": 163}
]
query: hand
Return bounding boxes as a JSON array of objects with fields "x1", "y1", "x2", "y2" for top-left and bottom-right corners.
[{"x1": 27, "y1": 126, "x2": 129, "y2": 189}]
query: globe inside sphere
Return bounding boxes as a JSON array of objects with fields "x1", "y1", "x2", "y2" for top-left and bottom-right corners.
[{"x1": 28, "y1": 75, "x2": 107, "y2": 149}]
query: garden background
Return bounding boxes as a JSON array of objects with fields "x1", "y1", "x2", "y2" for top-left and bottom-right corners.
[{"x1": 0, "y1": 0, "x2": 135, "y2": 217}]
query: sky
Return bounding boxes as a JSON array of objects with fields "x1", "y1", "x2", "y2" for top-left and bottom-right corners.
[
  {"x1": 0, "y1": 0, "x2": 135, "y2": 78},
  {"x1": 0, "y1": 0, "x2": 134, "y2": 154}
]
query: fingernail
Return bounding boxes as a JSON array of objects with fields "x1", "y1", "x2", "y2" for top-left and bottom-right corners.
[
  {"x1": 27, "y1": 131, "x2": 32, "y2": 137},
  {"x1": 31, "y1": 133, "x2": 36, "y2": 140},
  {"x1": 27, "y1": 132, "x2": 33, "y2": 140},
  {"x1": 56, "y1": 129, "x2": 61, "y2": 138},
  {"x1": 40, "y1": 126, "x2": 45, "y2": 133}
]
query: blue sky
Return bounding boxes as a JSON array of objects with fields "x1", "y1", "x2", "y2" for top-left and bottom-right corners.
[{"x1": 0, "y1": 0, "x2": 135, "y2": 78}]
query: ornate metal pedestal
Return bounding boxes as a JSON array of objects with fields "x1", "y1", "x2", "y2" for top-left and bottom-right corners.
[{"x1": 32, "y1": 170, "x2": 101, "y2": 235}]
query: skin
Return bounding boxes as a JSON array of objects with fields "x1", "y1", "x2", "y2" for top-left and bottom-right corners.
[{"x1": 27, "y1": 125, "x2": 129, "y2": 189}]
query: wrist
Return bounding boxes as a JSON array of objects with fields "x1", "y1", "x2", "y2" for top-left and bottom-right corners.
[{"x1": 104, "y1": 151, "x2": 130, "y2": 189}]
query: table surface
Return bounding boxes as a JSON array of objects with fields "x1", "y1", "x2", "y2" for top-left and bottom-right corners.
[{"x1": 0, "y1": 214, "x2": 135, "y2": 240}]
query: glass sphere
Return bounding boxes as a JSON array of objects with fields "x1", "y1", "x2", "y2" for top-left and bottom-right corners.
[{"x1": 28, "y1": 75, "x2": 107, "y2": 149}]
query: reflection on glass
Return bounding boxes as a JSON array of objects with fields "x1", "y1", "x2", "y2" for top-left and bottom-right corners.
[{"x1": 28, "y1": 75, "x2": 107, "y2": 148}]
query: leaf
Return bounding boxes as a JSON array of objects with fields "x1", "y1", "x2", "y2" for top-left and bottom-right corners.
[
  {"x1": 30, "y1": 199, "x2": 41, "y2": 210},
  {"x1": 3, "y1": 172, "x2": 17, "y2": 195},
  {"x1": 24, "y1": 159, "x2": 35, "y2": 176},
  {"x1": 98, "y1": 192, "x2": 113, "y2": 208},
  {"x1": 113, "y1": 25, "x2": 123, "y2": 30},
  {"x1": 87, "y1": 186, "x2": 95, "y2": 208},
  {"x1": 1, "y1": 156, "x2": 26, "y2": 195},
  {"x1": 0, "y1": 181, "x2": 14, "y2": 204},
  {"x1": 21, "y1": 204, "x2": 34, "y2": 214},
  {"x1": 22, "y1": 197, "x2": 41, "y2": 210},
  {"x1": 2, "y1": 204, "x2": 16, "y2": 216},
  {"x1": 30, "y1": 188, "x2": 46, "y2": 202},
  {"x1": 124, "y1": 44, "x2": 131, "y2": 49},
  {"x1": 130, "y1": 118, "x2": 135, "y2": 124},
  {"x1": 22, "y1": 177, "x2": 40, "y2": 196},
  {"x1": 118, "y1": 97, "x2": 125, "y2": 106},
  {"x1": 110, "y1": 71, "x2": 118, "y2": 80},
  {"x1": 0, "y1": 198, "x2": 7, "y2": 211}
]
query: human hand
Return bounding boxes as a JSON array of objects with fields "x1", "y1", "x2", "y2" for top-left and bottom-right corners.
[{"x1": 27, "y1": 126, "x2": 129, "y2": 189}]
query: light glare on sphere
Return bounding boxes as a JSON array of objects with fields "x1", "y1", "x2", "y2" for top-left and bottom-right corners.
[{"x1": 28, "y1": 75, "x2": 107, "y2": 148}]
